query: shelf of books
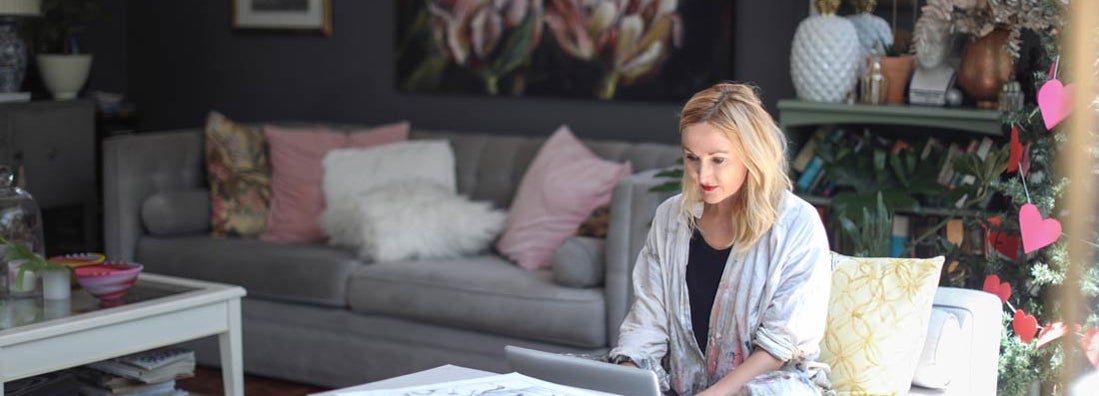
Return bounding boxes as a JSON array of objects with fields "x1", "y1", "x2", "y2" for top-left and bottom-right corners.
[{"x1": 779, "y1": 100, "x2": 1005, "y2": 257}]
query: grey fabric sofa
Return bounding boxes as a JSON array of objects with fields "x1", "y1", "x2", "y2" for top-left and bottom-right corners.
[
  {"x1": 102, "y1": 127, "x2": 1001, "y2": 394},
  {"x1": 102, "y1": 127, "x2": 682, "y2": 387}
]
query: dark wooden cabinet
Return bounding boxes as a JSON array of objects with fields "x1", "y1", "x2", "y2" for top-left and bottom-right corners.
[{"x1": 3, "y1": 100, "x2": 97, "y2": 255}]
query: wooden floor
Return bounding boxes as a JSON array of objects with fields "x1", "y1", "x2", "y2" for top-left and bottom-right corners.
[{"x1": 177, "y1": 366, "x2": 330, "y2": 396}]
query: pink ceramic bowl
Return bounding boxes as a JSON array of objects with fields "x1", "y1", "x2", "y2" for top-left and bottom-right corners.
[{"x1": 74, "y1": 262, "x2": 143, "y2": 300}]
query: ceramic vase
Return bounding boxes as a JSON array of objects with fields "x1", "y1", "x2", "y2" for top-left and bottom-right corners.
[
  {"x1": 791, "y1": 0, "x2": 862, "y2": 102},
  {"x1": 41, "y1": 269, "x2": 70, "y2": 300},
  {"x1": 958, "y1": 29, "x2": 1013, "y2": 109},
  {"x1": 37, "y1": 54, "x2": 93, "y2": 100}
]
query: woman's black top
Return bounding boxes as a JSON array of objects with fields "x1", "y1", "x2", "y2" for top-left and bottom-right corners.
[{"x1": 686, "y1": 228, "x2": 731, "y2": 353}]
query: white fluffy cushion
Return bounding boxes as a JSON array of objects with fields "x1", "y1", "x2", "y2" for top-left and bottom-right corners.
[
  {"x1": 321, "y1": 140, "x2": 457, "y2": 247},
  {"x1": 911, "y1": 309, "x2": 964, "y2": 389},
  {"x1": 322, "y1": 139, "x2": 456, "y2": 208},
  {"x1": 320, "y1": 180, "x2": 506, "y2": 262}
]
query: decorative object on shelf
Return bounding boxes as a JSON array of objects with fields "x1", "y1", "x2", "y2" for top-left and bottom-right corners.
[
  {"x1": 0, "y1": 0, "x2": 39, "y2": 93},
  {"x1": 957, "y1": 27, "x2": 1013, "y2": 109},
  {"x1": 73, "y1": 261, "x2": 142, "y2": 302},
  {"x1": 32, "y1": 0, "x2": 104, "y2": 99},
  {"x1": 845, "y1": 0, "x2": 893, "y2": 60},
  {"x1": 232, "y1": 0, "x2": 331, "y2": 35},
  {"x1": 860, "y1": 48, "x2": 888, "y2": 104},
  {"x1": 791, "y1": 0, "x2": 861, "y2": 103},
  {"x1": 914, "y1": 0, "x2": 1063, "y2": 107},
  {"x1": 879, "y1": 51, "x2": 913, "y2": 104},
  {"x1": 998, "y1": 79, "x2": 1024, "y2": 112},
  {"x1": 944, "y1": 87, "x2": 963, "y2": 106}
]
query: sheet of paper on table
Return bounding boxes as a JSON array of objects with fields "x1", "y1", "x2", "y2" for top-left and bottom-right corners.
[{"x1": 335, "y1": 372, "x2": 620, "y2": 396}]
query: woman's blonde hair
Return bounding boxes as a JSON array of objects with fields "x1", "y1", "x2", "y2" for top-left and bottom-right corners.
[{"x1": 678, "y1": 82, "x2": 791, "y2": 251}]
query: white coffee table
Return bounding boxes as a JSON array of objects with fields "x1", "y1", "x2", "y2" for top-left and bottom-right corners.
[
  {"x1": 0, "y1": 273, "x2": 246, "y2": 395},
  {"x1": 311, "y1": 365, "x2": 497, "y2": 395}
]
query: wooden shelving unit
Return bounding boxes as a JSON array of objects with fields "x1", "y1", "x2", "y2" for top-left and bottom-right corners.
[{"x1": 777, "y1": 99, "x2": 1005, "y2": 137}]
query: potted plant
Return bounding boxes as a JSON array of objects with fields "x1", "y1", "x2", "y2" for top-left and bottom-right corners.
[
  {"x1": 1, "y1": 235, "x2": 71, "y2": 300},
  {"x1": 31, "y1": 0, "x2": 104, "y2": 99}
]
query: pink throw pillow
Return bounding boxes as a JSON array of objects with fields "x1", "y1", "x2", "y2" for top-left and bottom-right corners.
[
  {"x1": 262, "y1": 122, "x2": 409, "y2": 242},
  {"x1": 496, "y1": 126, "x2": 632, "y2": 270}
]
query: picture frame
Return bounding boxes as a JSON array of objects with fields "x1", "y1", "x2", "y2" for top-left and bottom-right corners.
[{"x1": 232, "y1": 0, "x2": 332, "y2": 35}]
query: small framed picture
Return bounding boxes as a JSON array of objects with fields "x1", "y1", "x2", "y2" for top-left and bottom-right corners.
[{"x1": 232, "y1": 0, "x2": 332, "y2": 35}]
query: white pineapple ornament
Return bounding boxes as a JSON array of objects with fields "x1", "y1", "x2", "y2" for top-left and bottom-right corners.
[
  {"x1": 790, "y1": 0, "x2": 862, "y2": 102},
  {"x1": 846, "y1": 0, "x2": 893, "y2": 57}
]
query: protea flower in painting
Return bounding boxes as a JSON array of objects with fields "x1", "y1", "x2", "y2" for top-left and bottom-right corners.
[
  {"x1": 545, "y1": 0, "x2": 681, "y2": 99},
  {"x1": 427, "y1": 0, "x2": 544, "y2": 95}
]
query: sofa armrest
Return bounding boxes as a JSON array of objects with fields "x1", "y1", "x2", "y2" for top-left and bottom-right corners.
[
  {"x1": 911, "y1": 287, "x2": 1002, "y2": 396},
  {"x1": 103, "y1": 130, "x2": 205, "y2": 261},
  {"x1": 604, "y1": 168, "x2": 676, "y2": 346}
]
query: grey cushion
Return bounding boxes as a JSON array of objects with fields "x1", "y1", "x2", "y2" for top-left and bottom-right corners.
[
  {"x1": 141, "y1": 189, "x2": 211, "y2": 236},
  {"x1": 347, "y1": 255, "x2": 606, "y2": 348},
  {"x1": 552, "y1": 237, "x2": 605, "y2": 288},
  {"x1": 136, "y1": 236, "x2": 363, "y2": 307}
]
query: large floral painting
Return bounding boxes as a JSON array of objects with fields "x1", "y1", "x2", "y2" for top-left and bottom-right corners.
[{"x1": 396, "y1": 0, "x2": 733, "y2": 102}]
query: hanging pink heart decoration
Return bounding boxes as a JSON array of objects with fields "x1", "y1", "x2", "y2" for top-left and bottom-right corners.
[
  {"x1": 1019, "y1": 203, "x2": 1062, "y2": 253},
  {"x1": 1037, "y1": 78, "x2": 1073, "y2": 130},
  {"x1": 982, "y1": 274, "x2": 1012, "y2": 305}
]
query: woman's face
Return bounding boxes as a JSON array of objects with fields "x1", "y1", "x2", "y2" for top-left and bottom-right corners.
[{"x1": 682, "y1": 122, "x2": 749, "y2": 206}]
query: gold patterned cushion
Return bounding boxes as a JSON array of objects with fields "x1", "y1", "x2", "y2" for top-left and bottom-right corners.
[
  {"x1": 820, "y1": 253, "x2": 944, "y2": 395},
  {"x1": 205, "y1": 111, "x2": 271, "y2": 237}
]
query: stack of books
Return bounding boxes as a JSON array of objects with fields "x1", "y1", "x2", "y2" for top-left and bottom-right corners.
[{"x1": 77, "y1": 347, "x2": 196, "y2": 396}]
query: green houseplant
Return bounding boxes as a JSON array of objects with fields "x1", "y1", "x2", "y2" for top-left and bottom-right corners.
[{"x1": 1, "y1": 234, "x2": 70, "y2": 299}]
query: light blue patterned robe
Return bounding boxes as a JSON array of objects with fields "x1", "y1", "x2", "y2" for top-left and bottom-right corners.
[{"x1": 608, "y1": 192, "x2": 832, "y2": 395}]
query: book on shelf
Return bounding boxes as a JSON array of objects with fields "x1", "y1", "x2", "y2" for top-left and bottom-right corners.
[
  {"x1": 77, "y1": 379, "x2": 176, "y2": 396},
  {"x1": 890, "y1": 215, "x2": 910, "y2": 258}
]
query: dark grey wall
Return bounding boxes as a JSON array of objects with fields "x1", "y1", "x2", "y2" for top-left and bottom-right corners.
[{"x1": 123, "y1": 0, "x2": 806, "y2": 143}]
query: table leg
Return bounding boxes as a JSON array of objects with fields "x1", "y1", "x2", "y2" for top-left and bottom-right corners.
[{"x1": 219, "y1": 298, "x2": 244, "y2": 396}]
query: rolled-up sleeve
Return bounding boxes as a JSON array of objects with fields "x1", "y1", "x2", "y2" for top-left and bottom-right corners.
[
  {"x1": 753, "y1": 206, "x2": 832, "y2": 363},
  {"x1": 608, "y1": 222, "x2": 671, "y2": 383}
]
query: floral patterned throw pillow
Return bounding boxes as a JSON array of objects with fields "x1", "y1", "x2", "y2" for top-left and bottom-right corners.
[{"x1": 205, "y1": 111, "x2": 271, "y2": 237}]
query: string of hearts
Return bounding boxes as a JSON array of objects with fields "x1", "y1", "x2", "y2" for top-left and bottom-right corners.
[{"x1": 985, "y1": 55, "x2": 1097, "y2": 368}]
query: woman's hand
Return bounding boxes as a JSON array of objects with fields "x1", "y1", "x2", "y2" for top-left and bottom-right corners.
[{"x1": 618, "y1": 360, "x2": 639, "y2": 369}]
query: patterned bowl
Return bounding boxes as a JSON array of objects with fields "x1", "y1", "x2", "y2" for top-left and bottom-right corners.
[
  {"x1": 50, "y1": 252, "x2": 107, "y2": 268},
  {"x1": 74, "y1": 262, "x2": 143, "y2": 301},
  {"x1": 50, "y1": 252, "x2": 107, "y2": 282}
]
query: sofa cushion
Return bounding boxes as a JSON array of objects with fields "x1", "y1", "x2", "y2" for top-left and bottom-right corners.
[
  {"x1": 204, "y1": 111, "x2": 270, "y2": 237},
  {"x1": 141, "y1": 189, "x2": 211, "y2": 236},
  {"x1": 263, "y1": 122, "x2": 409, "y2": 243},
  {"x1": 821, "y1": 254, "x2": 945, "y2": 396},
  {"x1": 136, "y1": 236, "x2": 362, "y2": 307},
  {"x1": 321, "y1": 181, "x2": 506, "y2": 261},
  {"x1": 496, "y1": 126, "x2": 632, "y2": 270},
  {"x1": 347, "y1": 255, "x2": 606, "y2": 348},
  {"x1": 551, "y1": 236, "x2": 605, "y2": 288}
]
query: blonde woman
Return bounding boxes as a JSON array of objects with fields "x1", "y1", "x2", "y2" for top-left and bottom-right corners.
[{"x1": 608, "y1": 83, "x2": 832, "y2": 395}]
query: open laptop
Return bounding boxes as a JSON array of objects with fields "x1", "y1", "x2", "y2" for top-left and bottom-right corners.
[{"x1": 504, "y1": 345, "x2": 662, "y2": 396}]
